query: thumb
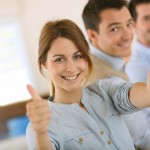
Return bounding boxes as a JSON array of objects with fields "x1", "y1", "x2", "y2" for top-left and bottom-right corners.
[{"x1": 27, "y1": 84, "x2": 42, "y2": 101}]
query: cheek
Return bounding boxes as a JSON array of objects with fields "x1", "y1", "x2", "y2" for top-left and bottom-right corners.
[
  {"x1": 47, "y1": 64, "x2": 61, "y2": 77},
  {"x1": 144, "y1": 24, "x2": 150, "y2": 31},
  {"x1": 100, "y1": 34, "x2": 117, "y2": 46},
  {"x1": 137, "y1": 21, "x2": 147, "y2": 30},
  {"x1": 79, "y1": 60, "x2": 88, "y2": 71}
]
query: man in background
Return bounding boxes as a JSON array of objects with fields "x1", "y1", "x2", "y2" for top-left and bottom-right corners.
[
  {"x1": 126, "y1": 1, "x2": 150, "y2": 149},
  {"x1": 82, "y1": 0, "x2": 150, "y2": 149},
  {"x1": 126, "y1": 0, "x2": 150, "y2": 83},
  {"x1": 82, "y1": 0, "x2": 132, "y2": 83}
]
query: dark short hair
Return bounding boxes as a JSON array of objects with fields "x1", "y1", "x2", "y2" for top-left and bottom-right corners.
[
  {"x1": 129, "y1": 0, "x2": 150, "y2": 21},
  {"x1": 82, "y1": 0, "x2": 128, "y2": 32}
]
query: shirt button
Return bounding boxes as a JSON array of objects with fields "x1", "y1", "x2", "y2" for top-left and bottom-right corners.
[
  {"x1": 107, "y1": 140, "x2": 112, "y2": 145},
  {"x1": 100, "y1": 130, "x2": 104, "y2": 135},
  {"x1": 79, "y1": 137, "x2": 83, "y2": 143}
]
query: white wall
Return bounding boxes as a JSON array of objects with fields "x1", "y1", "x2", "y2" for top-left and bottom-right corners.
[{"x1": 0, "y1": 0, "x2": 88, "y2": 95}]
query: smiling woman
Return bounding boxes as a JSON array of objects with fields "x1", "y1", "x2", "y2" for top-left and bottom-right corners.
[
  {"x1": 44, "y1": 37, "x2": 88, "y2": 100},
  {"x1": 0, "y1": 0, "x2": 88, "y2": 144}
]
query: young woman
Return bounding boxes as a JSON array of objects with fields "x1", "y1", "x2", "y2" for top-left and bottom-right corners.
[{"x1": 26, "y1": 19, "x2": 150, "y2": 150}]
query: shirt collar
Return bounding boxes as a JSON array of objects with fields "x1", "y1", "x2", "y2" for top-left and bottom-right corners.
[
  {"x1": 90, "y1": 44, "x2": 125, "y2": 71},
  {"x1": 135, "y1": 41, "x2": 150, "y2": 56}
]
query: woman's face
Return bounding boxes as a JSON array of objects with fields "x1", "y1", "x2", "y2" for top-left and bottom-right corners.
[{"x1": 45, "y1": 37, "x2": 87, "y2": 93}]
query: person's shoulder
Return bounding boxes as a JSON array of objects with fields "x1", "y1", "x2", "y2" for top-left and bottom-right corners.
[
  {"x1": 86, "y1": 78, "x2": 129, "y2": 92},
  {"x1": 86, "y1": 79, "x2": 109, "y2": 91}
]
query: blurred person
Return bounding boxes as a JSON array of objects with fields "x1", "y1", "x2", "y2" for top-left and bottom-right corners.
[
  {"x1": 126, "y1": 0, "x2": 150, "y2": 83},
  {"x1": 126, "y1": 0, "x2": 150, "y2": 149}
]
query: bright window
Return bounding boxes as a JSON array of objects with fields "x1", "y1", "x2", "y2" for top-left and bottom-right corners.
[{"x1": 0, "y1": 18, "x2": 32, "y2": 106}]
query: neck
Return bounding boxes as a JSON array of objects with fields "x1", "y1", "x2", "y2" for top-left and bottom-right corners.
[
  {"x1": 138, "y1": 38, "x2": 150, "y2": 48},
  {"x1": 54, "y1": 88, "x2": 82, "y2": 104}
]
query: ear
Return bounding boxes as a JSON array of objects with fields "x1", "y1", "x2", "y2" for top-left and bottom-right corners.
[
  {"x1": 87, "y1": 29, "x2": 96, "y2": 40},
  {"x1": 41, "y1": 61, "x2": 48, "y2": 69},
  {"x1": 87, "y1": 29, "x2": 98, "y2": 46},
  {"x1": 133, "y1": 20, "x2": 136, "y2": 28}
]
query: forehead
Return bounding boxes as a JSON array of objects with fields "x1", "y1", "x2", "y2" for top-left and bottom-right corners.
[
  {"x1": 49, "y1": 37, "x2": 79, "y2": 54},
  {"x1": 99, "y1": 7, "x2": 131, "y2": 27},
  {"x1": 136, "y1": 3, "x2": 150, "y2": 17}
]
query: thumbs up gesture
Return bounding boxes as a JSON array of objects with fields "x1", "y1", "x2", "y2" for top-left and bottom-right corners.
[{"x1": 26, "y1": 84, "x2": 51, "y2": 134}]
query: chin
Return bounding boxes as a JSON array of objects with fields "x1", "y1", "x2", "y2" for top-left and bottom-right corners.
[
  {"x1": 120, "y1": 49, "x2": 131, "y2": 57},
  {"x1": 65, "y1": 84, "x2": 81, "y2": 92}
]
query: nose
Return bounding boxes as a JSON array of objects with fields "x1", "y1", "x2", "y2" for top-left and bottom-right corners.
[
  {"x1": 122, "y1": 27, "x2": 133, "y2": 40},
  {"x1": 65, "y1": 60, "x2": 76, "y2": 72}
]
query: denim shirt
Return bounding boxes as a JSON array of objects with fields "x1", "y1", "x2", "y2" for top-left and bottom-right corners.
[{"x1": 26, "y1": 80, "x2": 138, "y2": 150}]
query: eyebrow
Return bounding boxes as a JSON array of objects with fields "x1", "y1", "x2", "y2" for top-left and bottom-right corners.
[
  {"x1": 107, "y1": 18, "x2": 134, "y2": 29},
  {"x1": 52, "y1": 51, "x2": 81, "y2": 58},
  {"x1": 143, "y1": 15, "x2": 150, "y2": 19}
]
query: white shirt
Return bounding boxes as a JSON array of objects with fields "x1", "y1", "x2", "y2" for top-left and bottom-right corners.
[{"x1": 126, "y1": 41, "x2": 150, "y2": 83}]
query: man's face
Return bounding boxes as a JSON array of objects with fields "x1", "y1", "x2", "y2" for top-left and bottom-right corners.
[
  {"x1": 89, "y1": 7, "x2": 134, "y2": 57},
  {"x1": 135, "y1": 3, "x2": 150, "y2": 47}
]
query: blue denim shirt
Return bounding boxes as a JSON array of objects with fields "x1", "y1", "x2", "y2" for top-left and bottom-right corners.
[{"x1": 26, "y1": 80, "x2": 138, "y2": 150}]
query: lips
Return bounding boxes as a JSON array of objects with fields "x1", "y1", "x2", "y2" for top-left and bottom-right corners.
[
  {"x1": 62, "y1": 74, "x2": 80, "y2": 80},
  {"x1": 118, "y1": 41, "x2": 131, "y2": 48}
]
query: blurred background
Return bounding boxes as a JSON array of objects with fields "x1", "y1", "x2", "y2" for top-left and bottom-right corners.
[{"x1": 0, "y1": 0, "x2": 88, "y2": 149}]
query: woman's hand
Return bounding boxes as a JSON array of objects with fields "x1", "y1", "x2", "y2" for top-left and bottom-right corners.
[
  {"x1": 130, "y1": 73, "x2": 150, "y2": 108},
  {"x1": 26, "y1": 84, "x2": 51, "y2": 135}
]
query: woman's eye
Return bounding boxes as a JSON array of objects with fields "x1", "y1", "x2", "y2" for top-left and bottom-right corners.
[
  {"x1": 74, "y1": 54, "x2": 83, "y2": 60},
  {"x1": 54, "y1": 58, "x2": 64, "y2": 63}
]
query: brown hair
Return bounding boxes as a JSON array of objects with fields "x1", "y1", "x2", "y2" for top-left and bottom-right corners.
[
  {"x1": 129, "y1": 0, "x2": 150, "y2": 21},
  {"x1": 38, "y1": 19, "x2": 93, "y2": 96},
  {"x1": 82, "y1": 0, "x2": 129, "y2": 32}
]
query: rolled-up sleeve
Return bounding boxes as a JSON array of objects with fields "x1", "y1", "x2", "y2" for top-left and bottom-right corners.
[{"x1": 99, "y1": 80, "x2": 140, "y2": 114}]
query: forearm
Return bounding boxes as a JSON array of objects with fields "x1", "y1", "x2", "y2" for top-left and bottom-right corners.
[
  {"x1": 129, "y1": 82, "x2": 150, "y2": 109},
  {"x1": 36, "y1": 132, "x2": 53, "y2": 150}
]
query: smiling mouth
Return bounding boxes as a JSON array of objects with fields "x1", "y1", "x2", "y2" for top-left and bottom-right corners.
[
  {"x1": 62, "y1": 74, "x2": 80, "y2": 80},
  {"x1": 118, "y1": 41, "x2": 131, "y2": 48}
]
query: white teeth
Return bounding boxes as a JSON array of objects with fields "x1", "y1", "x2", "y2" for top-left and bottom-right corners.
[
  {"x1": 119, "y1": 42, "x2": 131, "y2": 48},
  {"x1": 123, "y1": 43, "x2": 130, "y2": 47},
  {"x1": 64, "y1": 75, "x2": 78, "y2": 80}
]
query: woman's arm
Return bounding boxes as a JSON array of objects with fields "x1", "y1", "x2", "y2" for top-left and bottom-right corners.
[
  {"x1": 26, "y1": 85, "x2": 53, "y2": 150},
  {"x1": 35, "y1": 132, "x2": 53, "y2": 150},
  {"x1": 129, "y1": 74, "x2": 150, "y2": 109}
]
